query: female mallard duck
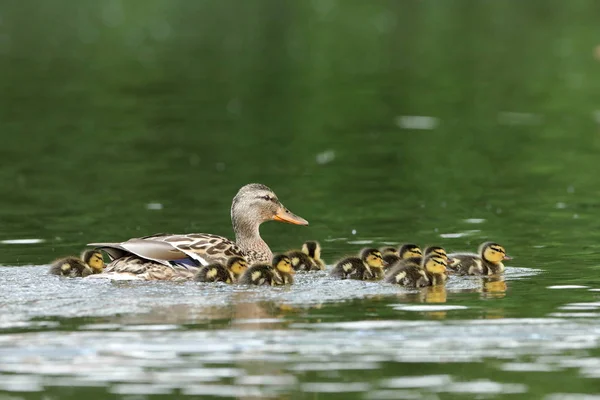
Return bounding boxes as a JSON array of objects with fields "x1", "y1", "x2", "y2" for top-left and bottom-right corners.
[
  {"x1": 330, "y1": 248, "x2": 385, "y2": 280},
  {"x1": 385, "y1": 255, "x2": 448, "y2": 287},
  {"x1": 86, "y1": 184, "x2": 308, "y2": 281},
  {"x1": 239, "y1": 254, "x2": 294, "y2": 285},
  {"x1": 302, "y1": 241, "x2": 325, "y2": 270},
  {"x1": 447, "y1": 242, "x2": 510, "y2": 276},
  {"x1": 49, "y1": 249, "x2": 105, "y2": 277},
  {"x1": 382, "y1": 244, "x2": 422, "y2": 269},
  {"x1": 194, "y1": 256, "x2": 248, "y2": 283}
]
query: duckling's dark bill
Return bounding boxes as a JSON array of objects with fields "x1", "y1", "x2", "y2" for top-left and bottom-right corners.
[{"x1": 273, "y1": 208, "x2": 309, "y2": 225}]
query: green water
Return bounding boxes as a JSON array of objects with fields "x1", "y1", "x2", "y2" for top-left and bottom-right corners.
[{"x1": 2, "y1": 1, "x2": 600, "y2": 398}]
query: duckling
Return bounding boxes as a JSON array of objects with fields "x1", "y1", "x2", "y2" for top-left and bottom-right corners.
[
  {"x1": 380, "y1": 246, "x2": 400, "y2": 267},
  {"x1": 272, "y1": 254, "x2": 295, "y2": 284},
  {"x1": 239, "y1": 254, "x2": 295, "y2": 286},
  {"x1": 389, "y1": 245, "x2": 447, "y2": 269},
  {"x1": 423, "y1": 246, "x2": 448, "y2": 261},
  {"x1": 287, "y1": 250, "x2": 316, "y2": 272},
  {"x1": 447, "y1": 242, "x2": 511, "y2": 276},
  {"x1": 194, "y1": 256, "x2": 248, "y2": 283},
  {"x1": 49, "y1": 249, "x2": 105, "y2": 277},
  {"x1": 330, "y1": 248, "x2": 385, "y2": 280},
  {"x1": 380, "y1": 246, "x2": 398, "y2": 256},
  {"x1": 384, "y1": 258, "x2": 427, "y2": 287},
  {"x1": 423, "y1": 255, "x2": 448, "y2": 286},
  {"x1": 302, "y1": 241, "x2": 326, "y2": 270},
  {"x1": 385, "y1": 255, "x2": 448, "y2": 287},
  {"x1": 383, "y1": 243, "x2": 422, "y2": 270}
]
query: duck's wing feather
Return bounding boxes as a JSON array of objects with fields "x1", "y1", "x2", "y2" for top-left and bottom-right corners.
[
  {"x1": 88, "y1": 239, "x2": 189, "y2": 267},
  {"x1": 88, "y1": 233, "x2": 245, "y2": 267},
  {"x1": 137, "y1": 234, "x2": 245, "y2": 265},
  {"x1": 93, "y1": 255, "x2": 196, "y2": 281}
]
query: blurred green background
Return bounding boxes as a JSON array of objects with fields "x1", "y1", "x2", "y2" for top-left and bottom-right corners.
[{"x1": 1, "y1": 0, "x2": 600, "y2": 265}]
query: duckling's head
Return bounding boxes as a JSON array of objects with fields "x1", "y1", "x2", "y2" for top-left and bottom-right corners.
[
  {"x1": 480, "y1": 242, "x2": 511, "y2": 263},
  {"x1": 226, "y1": 256, "x2": 248, "y2": 276},
  {"x1": 82, "y1": 250, "x2": 105, "y2": 273},
  {"x1": 399, "y1": 244, "x2": 422, "y2": 260},
  {"x1": 302, "y1": 241, "x2": 321, "y2": 259},
  {"x1": 424, "y1": 246, "x2": 447, "y2": 260},
  {"x1": 272, "y1": 254, "x2": 294, "y2": 274},
  {"x1": 360, "y1": 248, "x2": 384, "y2": 268},
  {"x1": 423, "y1": 255, "x2": 448, "y2": 275},
  {"x1": 231, "y1": 184, "x2": 308, "y2": 231},
  {"x1": 380, "y1": 246, "x2": 399, "y2": 256}
]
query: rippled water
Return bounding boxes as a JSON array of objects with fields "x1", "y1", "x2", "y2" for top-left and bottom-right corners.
[{"x1": 2, "y1": 262, "x2": 599, "y2": 399}]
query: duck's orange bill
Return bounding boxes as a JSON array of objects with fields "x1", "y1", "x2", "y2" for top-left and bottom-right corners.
[
  {"x1": 503, "y1": 255, "x2": 512, "y2": 260},
  {"x1": 273, "y1": 207, "x2": 309, "y2": 225}
]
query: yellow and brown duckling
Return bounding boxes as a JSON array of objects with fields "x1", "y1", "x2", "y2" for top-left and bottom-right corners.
[
  {"x1": 383, "y1": 244, "x2": 422, "y2": 270},
  {"x1": 49, "y1": 249, "x2": 105, "y2": 277},
  {"x1": 424, "y1": 255, "x2": 449, "y2": 286},
  {"x1": 302, "y1": 241, "x2": 326, "y2": 270},
  {"x1": 239, "y1": 254, "x2": 295, "y2": 286},
  {"x1": 389, "y1": 245, "x2": 447, "y2": 270},
  {"x1": 385, "y1": 255, "x2": 448, "y2": 287},
  {"x1": 194, "y1": 256, "x2": 248, "y2": 283},
  {"x1": 330, "y1": 248, "x2": 385, "y2": 280},
  {"x1": 380, "y1": 246, "x2": 398, "y2": 256},
  {"x1": 287, "y1": 248, "x2": 317, "y2": 272},
  {"x1": 423, "y1": 246, "x2": 448, "y2": 261},
  {"x1": 447, "y1": 242, "x2": 510, "y2": 276}
]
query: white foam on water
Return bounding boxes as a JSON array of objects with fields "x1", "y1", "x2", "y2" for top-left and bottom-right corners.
[
  {"x1": 439, "y1": 232, "x2": 470, "y2": 239},
  {"x1": 392, "y1": 305, "x2": 468, "y2": 312},
  {"x1": 347, "y1": 240, "x2": 374, "y2": 245},
  {"x1": 146, "y1": 202, "x2": 164, "y2": 210},
  {"x1": 236, "y1": 375, "x2": 297, "y2": 386},
  {"x1": 380, "y1": 375, "x2": 452, "y2": 388},
  {"x1": 547, "y1": 285, "x2": 589, "y2": 289},
  {"x1": 546, "y1": 394, "x2": 600, "y2": 400},
  {"x1": 464, "y1": 218, "x2": 485, "y2": 224},
  {"x1": 395, "y1": 115, "x2": 438, "y2": 130},
  {"x1": 302, "y1": 382, "x2": 371, "y2": 393},
  {"x1": 435, "y1": 379, "x2": 527, "y2": 394},
  {"x1": 290, "y1": 362, "x2": 380, "y2": 371},
  {"x1": 1, "y1": 238, "x2": 45, "y2": 245},
  {"x1": 500, "y1": 363, "x2": 558, "y2": 372},
  {"x1": 548, "y1": 313, "x2": 600, "y2": 318}
]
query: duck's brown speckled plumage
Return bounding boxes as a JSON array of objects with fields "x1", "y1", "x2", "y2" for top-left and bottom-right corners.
[{"x1": 87, "y1": 184, "x2": 308, "y2": 281}]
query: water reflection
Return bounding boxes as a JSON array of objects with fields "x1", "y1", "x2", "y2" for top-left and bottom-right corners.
[{"x1": 482, "y1": 277, "x2": 508, "y2": 299}]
